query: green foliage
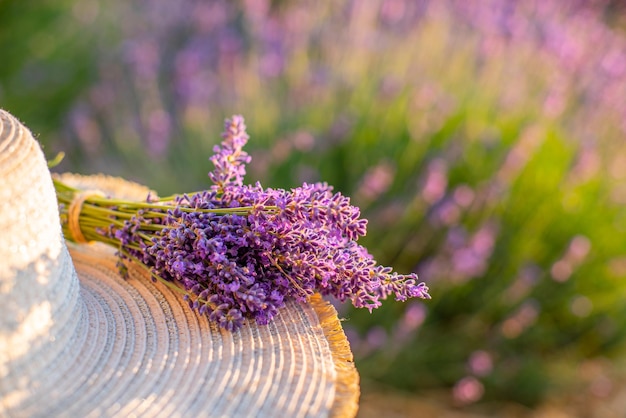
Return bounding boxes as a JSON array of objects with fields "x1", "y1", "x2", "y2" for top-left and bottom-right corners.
[{"x1": 0, "y1": 0, "x2": 97, "y2": 143}]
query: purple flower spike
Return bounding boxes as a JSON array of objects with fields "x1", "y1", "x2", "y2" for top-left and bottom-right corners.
[{"x1": 209, "y1": 115, "x2": 251, "y2": 191}]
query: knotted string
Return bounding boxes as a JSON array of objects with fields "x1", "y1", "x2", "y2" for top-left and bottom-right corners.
[{"x1": 68, "y1": 190, "x2": 104, "y2": 243}]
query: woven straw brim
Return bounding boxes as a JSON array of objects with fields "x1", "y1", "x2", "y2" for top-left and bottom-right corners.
[
  {"x1": 0, "y1": 109, "x2": 359, "y2": 417},
  {"x1": 68, "y1": 242, "x2": 358, "y2": 417}
]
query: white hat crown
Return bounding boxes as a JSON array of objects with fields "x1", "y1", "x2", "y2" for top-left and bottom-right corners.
[{"x1": 0, "y1": 110, "x2": 82, "y2": 410}]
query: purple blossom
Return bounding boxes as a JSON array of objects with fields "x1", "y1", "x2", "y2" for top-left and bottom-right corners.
[
  {"x1": 453, "y1": 376, "x2": 485, "y2": 405},
  {"x1": 104, "y1": 115, "x2": 430, "y2": 330},
  {"x1": 467, "y1": 350, "x2": 493, "y2": 377},
  {"x1": 209, "y1": 115, "x2": 251, "y2": 191}
]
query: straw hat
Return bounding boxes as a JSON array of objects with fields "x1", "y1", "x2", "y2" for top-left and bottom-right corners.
[{"x1": 0, "y1": 109, "x2": 359, "y2": 417}]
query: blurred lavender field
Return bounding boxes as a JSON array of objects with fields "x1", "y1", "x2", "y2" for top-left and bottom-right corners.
[{"x1": 4, "y1": 0, "x2": 626, "y2": 413}]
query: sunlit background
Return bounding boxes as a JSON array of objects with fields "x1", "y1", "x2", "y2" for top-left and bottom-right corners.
[{"x1": 3, "y1": 0, "x2": 626, "y2": 415}]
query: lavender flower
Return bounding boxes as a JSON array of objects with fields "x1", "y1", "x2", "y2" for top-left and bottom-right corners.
[
  {"x1": 59, "y1": 115, "x2": 430, "y2": 331},
  {"x1": 209, "y1": 115, "x2": 251, "y2": 191}
]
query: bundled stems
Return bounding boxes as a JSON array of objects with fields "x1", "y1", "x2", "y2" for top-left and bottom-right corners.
[{"x1": 55, "y1": 115, "x2": 430, "y2": 331}]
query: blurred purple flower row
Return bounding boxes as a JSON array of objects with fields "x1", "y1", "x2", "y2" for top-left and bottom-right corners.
[{"x1": 67, "y1": 0, "x2": 626, "y2": 166}]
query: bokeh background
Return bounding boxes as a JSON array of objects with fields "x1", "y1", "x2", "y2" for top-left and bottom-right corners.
[{"x1": 3, "y1": 0, "x2": 626, "y2": 415}]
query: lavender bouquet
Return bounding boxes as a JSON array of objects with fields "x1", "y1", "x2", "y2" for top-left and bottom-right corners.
[{"x1": 54, "y1": 115, "x2": 430, "y2": 331}]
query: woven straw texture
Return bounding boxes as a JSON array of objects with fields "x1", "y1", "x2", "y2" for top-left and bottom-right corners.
[{"x1": 0, "y1": 109, "x2": 359, "y2": 417}]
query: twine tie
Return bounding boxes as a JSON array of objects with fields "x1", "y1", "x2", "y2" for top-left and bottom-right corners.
[{"x1": 68, "y1": 190, "x2": 104, "y2": 243}]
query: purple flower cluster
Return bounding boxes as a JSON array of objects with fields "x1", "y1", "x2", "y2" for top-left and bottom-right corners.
[{"x1": 109, "y1": 116, "x2": 430, "y2": 331}]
